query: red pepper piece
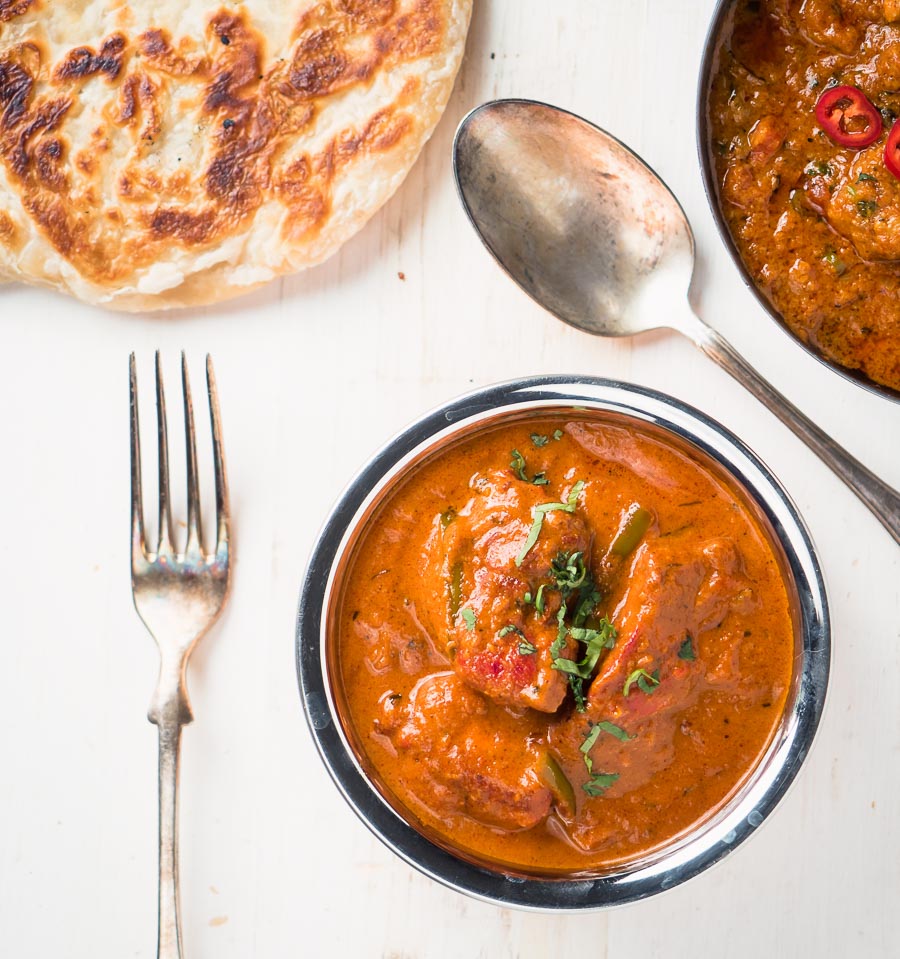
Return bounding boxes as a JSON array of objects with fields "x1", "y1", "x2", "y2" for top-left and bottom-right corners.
[
  {"x1": 885, "y1": 120, "x2": 900, "y2": 180},
  {"x1": 815, "y1": 85, "x2": 882, "y2": 149}
]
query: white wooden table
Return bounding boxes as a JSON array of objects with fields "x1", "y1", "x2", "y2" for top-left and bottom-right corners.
[{"x1": 2, "y1": 2, "x2": 899, "y2": 956}]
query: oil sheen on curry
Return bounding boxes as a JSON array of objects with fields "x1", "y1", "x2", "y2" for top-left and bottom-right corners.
[
  {"x1": 334, "y1": 416, "x2": 795, "y2": 874},
  {"x1": 708, "y1": 0, "x2": 900, "y2": 394}
]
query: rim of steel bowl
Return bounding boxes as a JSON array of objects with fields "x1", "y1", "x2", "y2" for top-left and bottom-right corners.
[
  {"x1": 696, "y1": 0, "x2": 900, "y2": 404},
  {"x1": 295, "y1": 375, "x2": 831, "y2": 911}
]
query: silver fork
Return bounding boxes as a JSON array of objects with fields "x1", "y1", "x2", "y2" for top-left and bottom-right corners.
[{"x1": 129, "y1": 353, "x2": 232, "y2": 959}]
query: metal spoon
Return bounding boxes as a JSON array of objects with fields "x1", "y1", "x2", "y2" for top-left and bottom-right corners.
[{"x1": 453, "y1": 99, "x2": 900, "y2": 547}]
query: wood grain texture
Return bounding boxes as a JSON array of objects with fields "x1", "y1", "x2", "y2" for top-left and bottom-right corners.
[{"x1": 0, "y1": 2, "x2": 898, "y2": 957}]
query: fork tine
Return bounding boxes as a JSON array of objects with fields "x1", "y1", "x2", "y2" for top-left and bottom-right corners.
[
  {"x1": 206, "y1": 354, "x2": 230, "y2": 559},
  {"x1": 155, "y1": 352, "x2": 175, "y2": 555},
  {"x1": 181, "y1": 352, "x2": 203, "y2": 555},
  {"x1": 130, "y1": 354, "x2": 146, "y2": 565}
]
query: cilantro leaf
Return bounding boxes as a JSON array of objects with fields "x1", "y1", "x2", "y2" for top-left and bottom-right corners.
[
  {"x1": 514, "y1": 483, "x2": 584, "y2": 567},
  {"x1": 583, "y1": 772, "x2": 619, "y2": 797},
  {"x1": 567, "y1": 480, "x2": 585, "y2": 508},
  {"x1": 518, "y1": 639, "x2": 537, "y2": 655},
  {"x1": 568, "y1": 675, "x2": 586, "y2": 711},
  {"x1": 678, "y1": 634, "x2": 696, "y2": 661},
  {"x1": 510, "y1": 449, "x2": 549, "y2": 486},
  {"x1": 515, "y1": 511, "x2": 545, "y2": 567},
  {"x1": 595, "y1": 720, "x2": 632, "y2": 742},
  {"x1": 572, "y1": 580, "x2": 602, "y2": 626},
  {"x1": 549, "y1": 605, "x2": 568, "y2": 660},
  {"x1": 460, "y1": 608, "x2": 476, "y2": 631},
  {"x1": 857, "y1": 199, "x2": 878, "y2": 218},
  {"x1": 580, "y1": 724, "x2": 603, "y2": 758},
  {"x1": 623, "y1": 667, "x2": 660, "y2": 696},
  {"x1": 551, "y1": 551, "x2": 587, "y2": 594},
  {"x1": 637, "y1": 668, "x2": 661, "y2": 694},
  {"x1": 553, "y1": 620, "x2": 617, "y2": 680},
  {"x1": 553, "y1": 429, "x2": 564, "y2": 441},
  {"x1": 530, "y1": 433, "x2": 549, "y2": 447}
]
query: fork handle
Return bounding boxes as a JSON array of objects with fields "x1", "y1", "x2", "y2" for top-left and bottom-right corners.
[{"x1": 156, "y1": 720, "x2": 185, "y2": 959}]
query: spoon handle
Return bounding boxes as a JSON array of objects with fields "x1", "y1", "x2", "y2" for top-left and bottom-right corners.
[{"x1": 688, "y1": 319, "x2": 900, "y2": 546}]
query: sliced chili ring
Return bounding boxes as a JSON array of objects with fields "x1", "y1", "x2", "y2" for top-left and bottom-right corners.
[
  {"x1": 815, "y1": 85, "x2": 882, "y2": 149},
  {"x1": 885, "y1": 120, "x2": 900, "y2": 180}
]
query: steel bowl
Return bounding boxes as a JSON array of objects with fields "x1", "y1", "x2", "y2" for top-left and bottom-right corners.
[
  {"x1": 295, "y1": 376, "x2": 830, "y2": 910},
  {"x1": 697, "y1": 0, "x2": 900, "y2": 403}
]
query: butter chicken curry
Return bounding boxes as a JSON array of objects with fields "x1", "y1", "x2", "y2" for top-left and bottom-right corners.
[
  {"x1": 334, "y1": 416, "x2": 795, "y2": 873},
  {"x1": 708, "y1": 0, "x2": 900, "y2": 394}
]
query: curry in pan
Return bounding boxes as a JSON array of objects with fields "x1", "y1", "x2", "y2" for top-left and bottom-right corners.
[
  {"x1": 708, "y1": 0, "x2": 900, "y2": 394},
  {"x1": 332, "y1": 415, "x2": 796, "y2": 873}
]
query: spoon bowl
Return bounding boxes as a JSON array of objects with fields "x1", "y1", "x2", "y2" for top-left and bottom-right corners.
[
  {"x1": 453, "y1": 100, "x2": 694, "y2": 339},
  {"x1": 452, "y1": 99, "x2": 900, "y2": 547}
]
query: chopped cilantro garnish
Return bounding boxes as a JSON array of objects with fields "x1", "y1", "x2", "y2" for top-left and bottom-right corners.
[
  {"x1": 515, "y1": 511, "x2": 546, "y2": 567},
  {"x1": 579, "y1": 724, "x2": 621, "y2": 795},
  {"x1": 553, "y1": 621, "x2": 617, "y2": 680},
  {"x1": 823, "y1": 247, "x2": 848, "y2": 276},
  {"x1": 583, "y1": 773, "x2": 620, "y2": 797},
  {"x1": 530, "y1": 433, "x2": 549, "y2": 447},
  {"x1": 804, "y1": 160, "x2": 831, "y2": 177},
  {"x1": 595, "y1": 720, "x2": 632, "y2": 742},
  {"x1": 553, "y1": 429, "x2": 564, "y2": 441},
  {"x1": 498, "y1": 624, "x2": 526, "y2": 639},
  {"x1": 857, "y1": 199, "x2": 878, "y2": 218},
  {"x1": 460, "y1": 608, "x2": 476, "y2": 631},
  {"x1": 678, "y1": 634, "x2": 696, "y2": 661},
  {"x1": 572, "y1": 580, "x2": 602, "y2": 626},
  {"x1": 567, "y1": 480, "x2": 585, "y2": 508},
  {"x1": 534, "y1": 583, "x2": 547, "y2": 614},
  {"x1": 551, "y1": 551, "x2": 587, "y2": 594},
  {"x1": 569, "y1": 676, "x2": 586, "y2": 711},
  {"x1": 549, "y1": 605, "x2": 568, "y2": 660},
  {"x1": 518, "y1": 639, "x2": 537, "y2": 655},
  {"x1": 580, "y1": 721, "x2": 631, "y2": 780},
  {"x1": 623, "y1": 667, "x2": 660, "y2": 696},
  {"x1": 580, "y1": 724, "x2": 603, "y2": 757},
  {"x1": 858, "y1": 172, "x2": 877, "y2": 183},
  {"x1": 510, "y1": 449, "x2": 549, "y2": 486},
  {"x1": 552, "y1": 620, "x2": 617, "y2": 713},
  {"x1": 514, "y1": 481, "x2": 585, "y2": 567}
]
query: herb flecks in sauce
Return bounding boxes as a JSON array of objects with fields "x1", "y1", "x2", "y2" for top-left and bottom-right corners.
[
  {"x1": 514, "y1": 481, "x2": 585, "y2": 568},
  {"x1": 623, "y1": 668, "x2": 661, "y2": 697},
  {"x1": 510, "y1": 449, "x2": 549, "y2": 486},
  {"x1": 709, "y1": 1, "x2": 900, "y2": 392}
]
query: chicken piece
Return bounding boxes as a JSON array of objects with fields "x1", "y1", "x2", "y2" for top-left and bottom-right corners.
[
  {"x1": 434, "y1": 470, "x2": 591, "y2": 712},
  {"x1": 383, "y1": 672, "x2": 552, "y2": 830},
  {"x1": 548, "y1": 538, "x2": 756, "y2": 852},
  {"x1": 748, "y1": 115, "x2": 786, "y2": 168},
  {"x1": 813, "y1": 147, "x2": 900, "y2": 262},
  {"x1": 791, "y1": 0, "x2": 872, "y2": 54}
]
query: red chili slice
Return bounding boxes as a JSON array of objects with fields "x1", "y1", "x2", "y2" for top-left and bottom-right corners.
[
  {"x1": 885, "y1": 120, "x2": 900, "y2": 180},
  {"x1": 815, "y1": 85, "x2": 882, "y2": 149}
]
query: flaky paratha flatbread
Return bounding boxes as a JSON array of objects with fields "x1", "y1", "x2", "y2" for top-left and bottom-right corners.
[{"x1": 0, "y1": 0, "x2": 471, "y2": 310}]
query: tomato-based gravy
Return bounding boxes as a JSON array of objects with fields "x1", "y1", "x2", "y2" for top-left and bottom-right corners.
[{"x1": 332, "y1": 415, "x2": 796, "y2": 874}]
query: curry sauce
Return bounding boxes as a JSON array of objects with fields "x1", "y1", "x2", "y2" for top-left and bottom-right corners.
[
  {"x1": 708, "y1": 0, "x2": 900, "y2": 394},
  {"x1": 334, "y1": 416, "x2": 796, "y2": 874}
]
